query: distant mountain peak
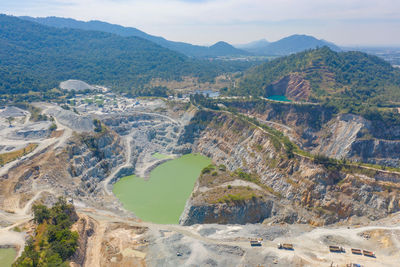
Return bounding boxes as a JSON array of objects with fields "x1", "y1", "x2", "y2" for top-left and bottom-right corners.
[
  {"x1": 238, "y1": 34, "x2": 340, "y2": 56},
  {"x1": 208, "y1": 41, "x2": 248, "y2": 56},
  {"x1": 210, "y1": 41, "x2": 233, "y2": 48}
]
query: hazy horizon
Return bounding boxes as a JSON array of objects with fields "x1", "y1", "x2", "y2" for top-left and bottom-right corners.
[{"x1": 1, "y1": 0, "x2": 400, "y2": 47}]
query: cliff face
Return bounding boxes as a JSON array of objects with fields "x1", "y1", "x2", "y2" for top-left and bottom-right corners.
[
  {"x1": 313, "y1": 114, "x2": 369, "y2": 159},
  {"x1": 314, "y1": 114, "x2": 400, "y2": 168},
  {"x1": 222, "y1": 100, "x2": 400, "y2": 168},
  {"x1": 349, "y1": 139, "x2": 400, "y2": 166},
  {"x1": 179, "y1": 110, "x2": 400, "y2": 225},
  {"x1": 180, "y1": 198, "x2": 275, "y2": 225},
  {"x1": 67, "y1": 129, "x2": 125, "y2": 196},
  {"x1": 266, "y1": 74, "x2": 311, "y2": 101}
]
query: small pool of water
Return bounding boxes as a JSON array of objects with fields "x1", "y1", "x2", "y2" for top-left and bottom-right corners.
[
  {"x1": 113, "y1": 154, "x2": 211, "y2": 224},
  {"x1": 0, "y1": 248, "x2": 16, "y2": 267},
  {"x1": 267, "y1": 95, "x2": 292, "y2": 102}
]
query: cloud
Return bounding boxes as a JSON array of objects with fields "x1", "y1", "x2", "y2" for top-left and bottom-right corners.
[{"x1": 1, "y1": 0, "x2": 400, "y2": 45}]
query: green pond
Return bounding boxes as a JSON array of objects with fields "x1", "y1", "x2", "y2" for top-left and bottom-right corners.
[
  {"x1": 113, "y1": 154, "x2": 211, "y2": 224},
  {"x1": 0, "y1": 248, "x2": 16, "y2": 267},
  {"x1": 267, "y1": 95, "x2": 292, "y2": 102}
]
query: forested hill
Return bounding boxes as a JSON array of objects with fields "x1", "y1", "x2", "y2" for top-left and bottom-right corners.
[
  {"x1": 232, "y1": 47, "x2": 400, "y2": 111},
  {"x1": 20, "y1": 16, "x2": 249, "y2": 58},
  {"x1": 0, "y1": 15, "x2": 253, "y2": 95}
]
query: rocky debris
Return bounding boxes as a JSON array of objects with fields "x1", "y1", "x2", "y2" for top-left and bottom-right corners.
[
  {"x1": 98, "y1": 223, "x2": 148, "y2": 267},
  {"x1": 46, "y1": 107, "x2": 94, "y2": 132},
  {"x1": 146, "y1": 232, "x2": 245, "y2": 267},
  {"x1": 59, "y1": 79, "x2": 96, "y2": 91},
  {"x1": 0, "y1": 106, "x2": 27, "y2": 118},
  {"x1": 7, "y1": 121, "x2": 52, "y2": 140}
]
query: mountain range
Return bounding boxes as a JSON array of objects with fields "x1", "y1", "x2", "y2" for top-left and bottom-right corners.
[
  {"x1": 21, "y1": 16, "x2": 340, "y2": 58},
  {"x1": 0, "y1": 14, "x2": 253, "y2": 96},
  {"x1": 20, "y1": 16, "x2": 248, "y2": 58}
]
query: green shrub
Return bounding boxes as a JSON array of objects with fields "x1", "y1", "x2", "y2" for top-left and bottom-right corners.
[
  {"x1": 201, "y1": 164, "x2": 215, "y2": 174},
  {"x1": 49, "y1": 123, "x2": 57, "y2": 132},
  {"x1": 218, "y1": 164, "x2": 226, "y2": 171}
]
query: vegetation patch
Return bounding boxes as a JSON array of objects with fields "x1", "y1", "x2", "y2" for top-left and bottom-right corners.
[
  {"x1": 203, "y1": 186, "x2": 262, "y2": 204},
  {"x1": 198, "y1": 167, "x2": 234, "y2": 188},
  {"x1": 13, "y1": 198, "x2": 79, "y2": 267},
  {"x1": 201, "y1": 164, "x2": 216, "y2": 174},
  {"x1": 0, "y1": 143, "x2": 38, "y2": 166},
  {"x1": 13, "y1": 103, "x2": 49, "y2": 122}
]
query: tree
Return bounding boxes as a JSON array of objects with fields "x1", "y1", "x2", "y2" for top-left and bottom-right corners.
[
  {"x1": 7, "y1": 116, "x2": 14, "y2": 127},
  {"x1": 32, "y1": 204, "x2": 50, "y2": 224}
]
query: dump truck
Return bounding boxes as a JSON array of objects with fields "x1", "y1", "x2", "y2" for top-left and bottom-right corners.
[
  {"x1": 278, "y1": 243, "x2": 294, "y2": 250},
  {"x1": 362, "y1": 250, "x2": 375, "y2": 257},
  {"x1": 250, "y1": 240, "x2": 262, "y2": 246},
  {"x1": 351, "y1": 248, "x2": 362, "y2": 255},
  {"x1": 329, "y1": 245, "x2": 345, "y2": 252}
]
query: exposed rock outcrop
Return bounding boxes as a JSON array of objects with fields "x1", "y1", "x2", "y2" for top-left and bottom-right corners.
[
  {"x1": 314, "y1": 114, "x2": 369, "y2": 159},
  {"x1": 179, "y1": 110, "x2": 400, "y2": 225},
  {"x1": 181, "y1": 197, "x2": 277, "y2": 225},
  {"x1": 71, "y1": 214, "x2": 95, "y2": 266},
  {"x1": 221, "y1": 100, "x2": 400, "y2": 168},
  {"x1": 266, "y1": 73, "x2": 311, "y2": 101},
  {"x1": 67, "y1": 129, "x2": 125, "y2": 196},
  {"x1": 350, "y1": 139, "x2": 400, "y2": 167}
]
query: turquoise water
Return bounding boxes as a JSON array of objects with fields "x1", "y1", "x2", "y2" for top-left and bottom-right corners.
[
  {"x1": 113, "y1": 154, "x2": 211, "y2": 224},
  {"x1": 267, "y1": 95, "x2": 292, "y2": 102}
]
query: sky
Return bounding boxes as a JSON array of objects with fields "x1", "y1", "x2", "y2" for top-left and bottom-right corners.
[{"x1": 1, "y1": 0, "x2": 400, "y2": 46}]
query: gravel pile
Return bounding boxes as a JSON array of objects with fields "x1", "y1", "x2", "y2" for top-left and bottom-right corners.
[
  {"x1": 47, "y1": 107, "x2": 94, "y2": 132},
  {"x1": 0, "y1": 106, "x2": 27, "y2": 118},
  {"x1": 59, "y1": 80, "x2": 96, "y2": 91}
]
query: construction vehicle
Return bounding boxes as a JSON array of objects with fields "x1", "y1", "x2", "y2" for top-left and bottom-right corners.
[
  {"x1": 278, "y1": 243, "x2": 294, "y2": 250},
  {"x1": 329, "y1": 245, "x2": 345, "y2": 253},
  {"x1": 250, "y1": 240, "x2": 262, "y2": 246},
  {"x1": 351, "y1": 248, "x2": 362, "y2": 255},
  {"x1": 362, "y1": 250, "x2": 375, "y2": 257}
]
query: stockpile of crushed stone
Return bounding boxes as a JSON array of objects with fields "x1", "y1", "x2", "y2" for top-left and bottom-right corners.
[
  {"x1": 47, "y1": 107, "x2": 94, "y2": 132},
  {"x1": 59, "y1": 80, "x2": 96, "y2": 91}
]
